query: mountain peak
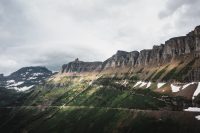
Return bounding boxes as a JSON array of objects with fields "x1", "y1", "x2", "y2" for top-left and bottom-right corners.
[
  {"x1": 116, "y1": 50, "x2": 128, "y2": 56},
  {"x1": 0, "y1": 74, "x2": 4, "y2": 78},
  {"x1": 61, "y1": 60, "x2": 102, "y2": 73},
  {"x1": 75, "y1": 58, "x2": 79, "y2": 62},
  {"x1": 0, "y1": 66, "x2": 52, "y2": 92},
  {"x1": 194, "y1": 25, "x2": 200, "y2": 35},
  {"x1": 60, "y1": 25, "x2": 200, "y2": 81}
]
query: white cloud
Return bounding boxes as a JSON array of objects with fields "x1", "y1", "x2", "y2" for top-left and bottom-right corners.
[{"x1": 0, "y1": 0, "x2": 199, "y2": 74}]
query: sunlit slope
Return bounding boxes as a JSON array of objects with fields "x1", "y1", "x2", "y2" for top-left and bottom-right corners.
[
  {"x1": 1, "y1": 73, "x2": 200, "y2": 132},
  {"x1": 22, "y1": 74, "x2": 197, "y2": 111}
]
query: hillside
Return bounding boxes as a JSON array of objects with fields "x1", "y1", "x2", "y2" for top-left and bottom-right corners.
[
  {"x1": 59, "y1": 26, "x2": 200, "y2": 82},
  {"x1": 0, "y1": 75, "x2": 200, "y2": 133},
  {"x1": 0, "y1": 26, "x2": 200, "y2": 133},
  {"x1": 0, "y1": 66, "x2": 52, "y2": 91}
]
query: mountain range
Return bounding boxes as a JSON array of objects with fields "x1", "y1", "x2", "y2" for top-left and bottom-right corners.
[
  {"x1": 0, "y1": 25, "x2": 200, "y2": 133},
  {"x1": 0, "y1": 66, "x2": 52, "y2": 91},
  {"x1": 62, "y1": 25, "x2": 200, "y2": 82}
]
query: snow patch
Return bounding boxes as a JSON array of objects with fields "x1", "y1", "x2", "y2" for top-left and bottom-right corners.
[
  {"x1": 122, "y1": 80, "x2": 128, "y2": 86},
  {"x1": 7, "y1": 80, "x2": 15, "y2": 83},
  {"x1": 184, "y1": 107, "x2": 200, "y2": 112},
  {"x1": 193, "y1": 82, "x2": 200, "y2": 99},
  {"x1": 8, "y1": 81, "x2": 24, "y2": 87},
  {"x1": 13, "y1": 85, "x2": 34, "y2": 92},
  {"x1": 134, "y1": 81, "x2": 142, "y2": 87},
  {"x1": 28, "y1": 69, "x2": 32, "y2": 72},
  {"x1": 18, "y1": 85, "x2": 34, "y2": 91},
  {"x1": 139, "y1": 82, "x2": 147, "y2": 88},
  {"x1": 28, "y1": 77, "x2": 37, "y2": 80},
  {"x1": 157, "y1": 83, "x2": 166, "y2": 89},
  {"x1": 182, "y1": 82, "x2": 196, "y2": 90},
  {"x1": 133, "y1": 81, "x2": 151, "y2": 88},
  {"x1": 33, "y1": 73, "x2": 43, "y2": 76},
  {"x1": 171, "y1": 84, "x2": 181, "y2": 93},
  {"x1": 146, "y1": 82, "x2": 152, "y2": 88},
  {"x1": 89, "y1": 81, "x2": 93, "y2": 85},
  {"x1": 195, "y1": 115, "x2": 200, "y2": 120},
  {"x1": 25, "y1": 72, "x2": 29, "y2": 75},
  {"x1": 20, "y1": 73, "x2": 26, "y2": 77}
]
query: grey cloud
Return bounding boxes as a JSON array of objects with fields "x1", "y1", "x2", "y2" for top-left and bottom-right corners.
[
  {"x1": 0, "y1": 42, "x2": 104, "y2": 74},
  {"x1": 0, "y1": 0, "x2": 200, "y2": 75},
  {"x1": 159, "y1": 0, "x2": 198, "y2": 19},
  {"x1": 1, "y1": 0, "x2": 47, "y2": 46},
  {"x1": 159, "y1": 0, "x2": 200, "y2": 32},
  {"x1": 46, "y1": 0, "x2": 134, "y2": 22}
]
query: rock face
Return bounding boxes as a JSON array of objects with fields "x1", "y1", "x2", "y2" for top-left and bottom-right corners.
[
  {"x1": 61, "y1": 26, "x2": 200, "y2": 81},
  {"x1": 62, "y1": 58, "x2": 102, "y2": 73},
  {"x1": 103, "y1": 25, "x2": 200, "y2": 67},
  {"x1": 62, "y1": 52, "x2": 139, "y2": 73},
  {"x1": 101, "y1": 51, "x2": 139, "y2": 69},
  {"x1": 136, "y1": 50, "x2": 151, "y2": 66},
  {"x1": 0, "y1": 74, "x2": 4, "y2": 80},
  {"x1": 0, "y1": 74, "x2": 5, "y2": 86},
  {"x1": 161, "y1": 26, "x2": 200, "y2": 61},
  {"x1": 8, "y1": 67, "x2": 52, "y2": 81},
  {"x1": 0, "y1": 66, "x2": 52, "y2": 91}
]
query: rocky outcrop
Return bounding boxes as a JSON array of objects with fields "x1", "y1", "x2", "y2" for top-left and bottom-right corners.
[
  {"x1": 100, "y1": 26, "x2": 200, "y2": 68},
  {"x1": 128, "y1": 51, "x2": 140, "y2": 65},
  {"x1": 8, "y1": 66, "x2": 52, "y2": 80},
  {"x1": 149, "y1": 45, "x2": 164, "y2": 65},
  {"x1": 162, "y1": 36, "x2": 193, "y2": 60},
  {"x1": 139, "y1": 26, "x2": 200, "y2": 66},
  {"x1": 61, "y1": 25, "x2": 200, "y2": 81},
  {"x1": 162, "y1": 26, "x2": 200, "y2": 60},
  {"x1": 135, "y1": 26, "x2": 200, "y2": 66},
  {"x1": 0, "y1": 74, "x2": 4, "y2": 80},
  {"x1": 0, "y1": 74, "x2": 5, "y2": 86},
  {"x1": 101, "y1": 50, "x2": 139, "y2": 69},
  {"x1": 61, "y1": 58, "x2": 102, "y2": 73},
  {"x1": 136, "y1": 50, "x2": 151, "y2": 66},
  {"x1": 0, "y1": 66, "x2": 52, "y2": 91}
]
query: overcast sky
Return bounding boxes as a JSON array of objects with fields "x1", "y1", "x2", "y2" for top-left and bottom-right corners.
[{"x1": 0, "y1": 0, "x2": 200, "y2": 75}]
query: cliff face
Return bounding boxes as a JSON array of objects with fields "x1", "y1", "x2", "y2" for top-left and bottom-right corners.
[
  {"x1": 103, "y1": 26, "x2": 200, "y2": 67},
  {"x1": 136, "y1": 50, "x2": 151, "y2": 66},
  {"x1": 0, "y1": 74, "x2": 4, "y2": 80},
  {"x1": 101, "y1": 50, "x2": 139, "y2": 69},
  {"x1": 61, "y1": 26, "x2": 200, "y2": 81},
  {"x1": 137, "y1": 26, "x2": 200, "y2": 66},
  {"x1": 61, "y1": 51, "x2": 139, "y2": 73},
  {"x1": 61, "y1": 58, "x2": 102, "y2": 73},
  {"x1": 0, "y1": 74, "x2": 5, "y2": 86},
  {"x1": 162, "y1": 26, "x2": 200, "y2": 61}
]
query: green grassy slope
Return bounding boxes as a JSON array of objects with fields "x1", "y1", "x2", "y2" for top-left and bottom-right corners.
[
  {"x1": 0, "y1": 75, "x2": 199, "y2": 133},
  {"x1": 23, "y1": 77, "x2": 167, "y2": 110},
  {"x1": 1, "y1": 106, "x2": 200, "y2": 133}
]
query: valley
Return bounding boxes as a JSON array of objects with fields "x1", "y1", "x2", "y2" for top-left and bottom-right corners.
[{"x1": 0, "y1": 25, "x2": 200, "y2": 133}]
